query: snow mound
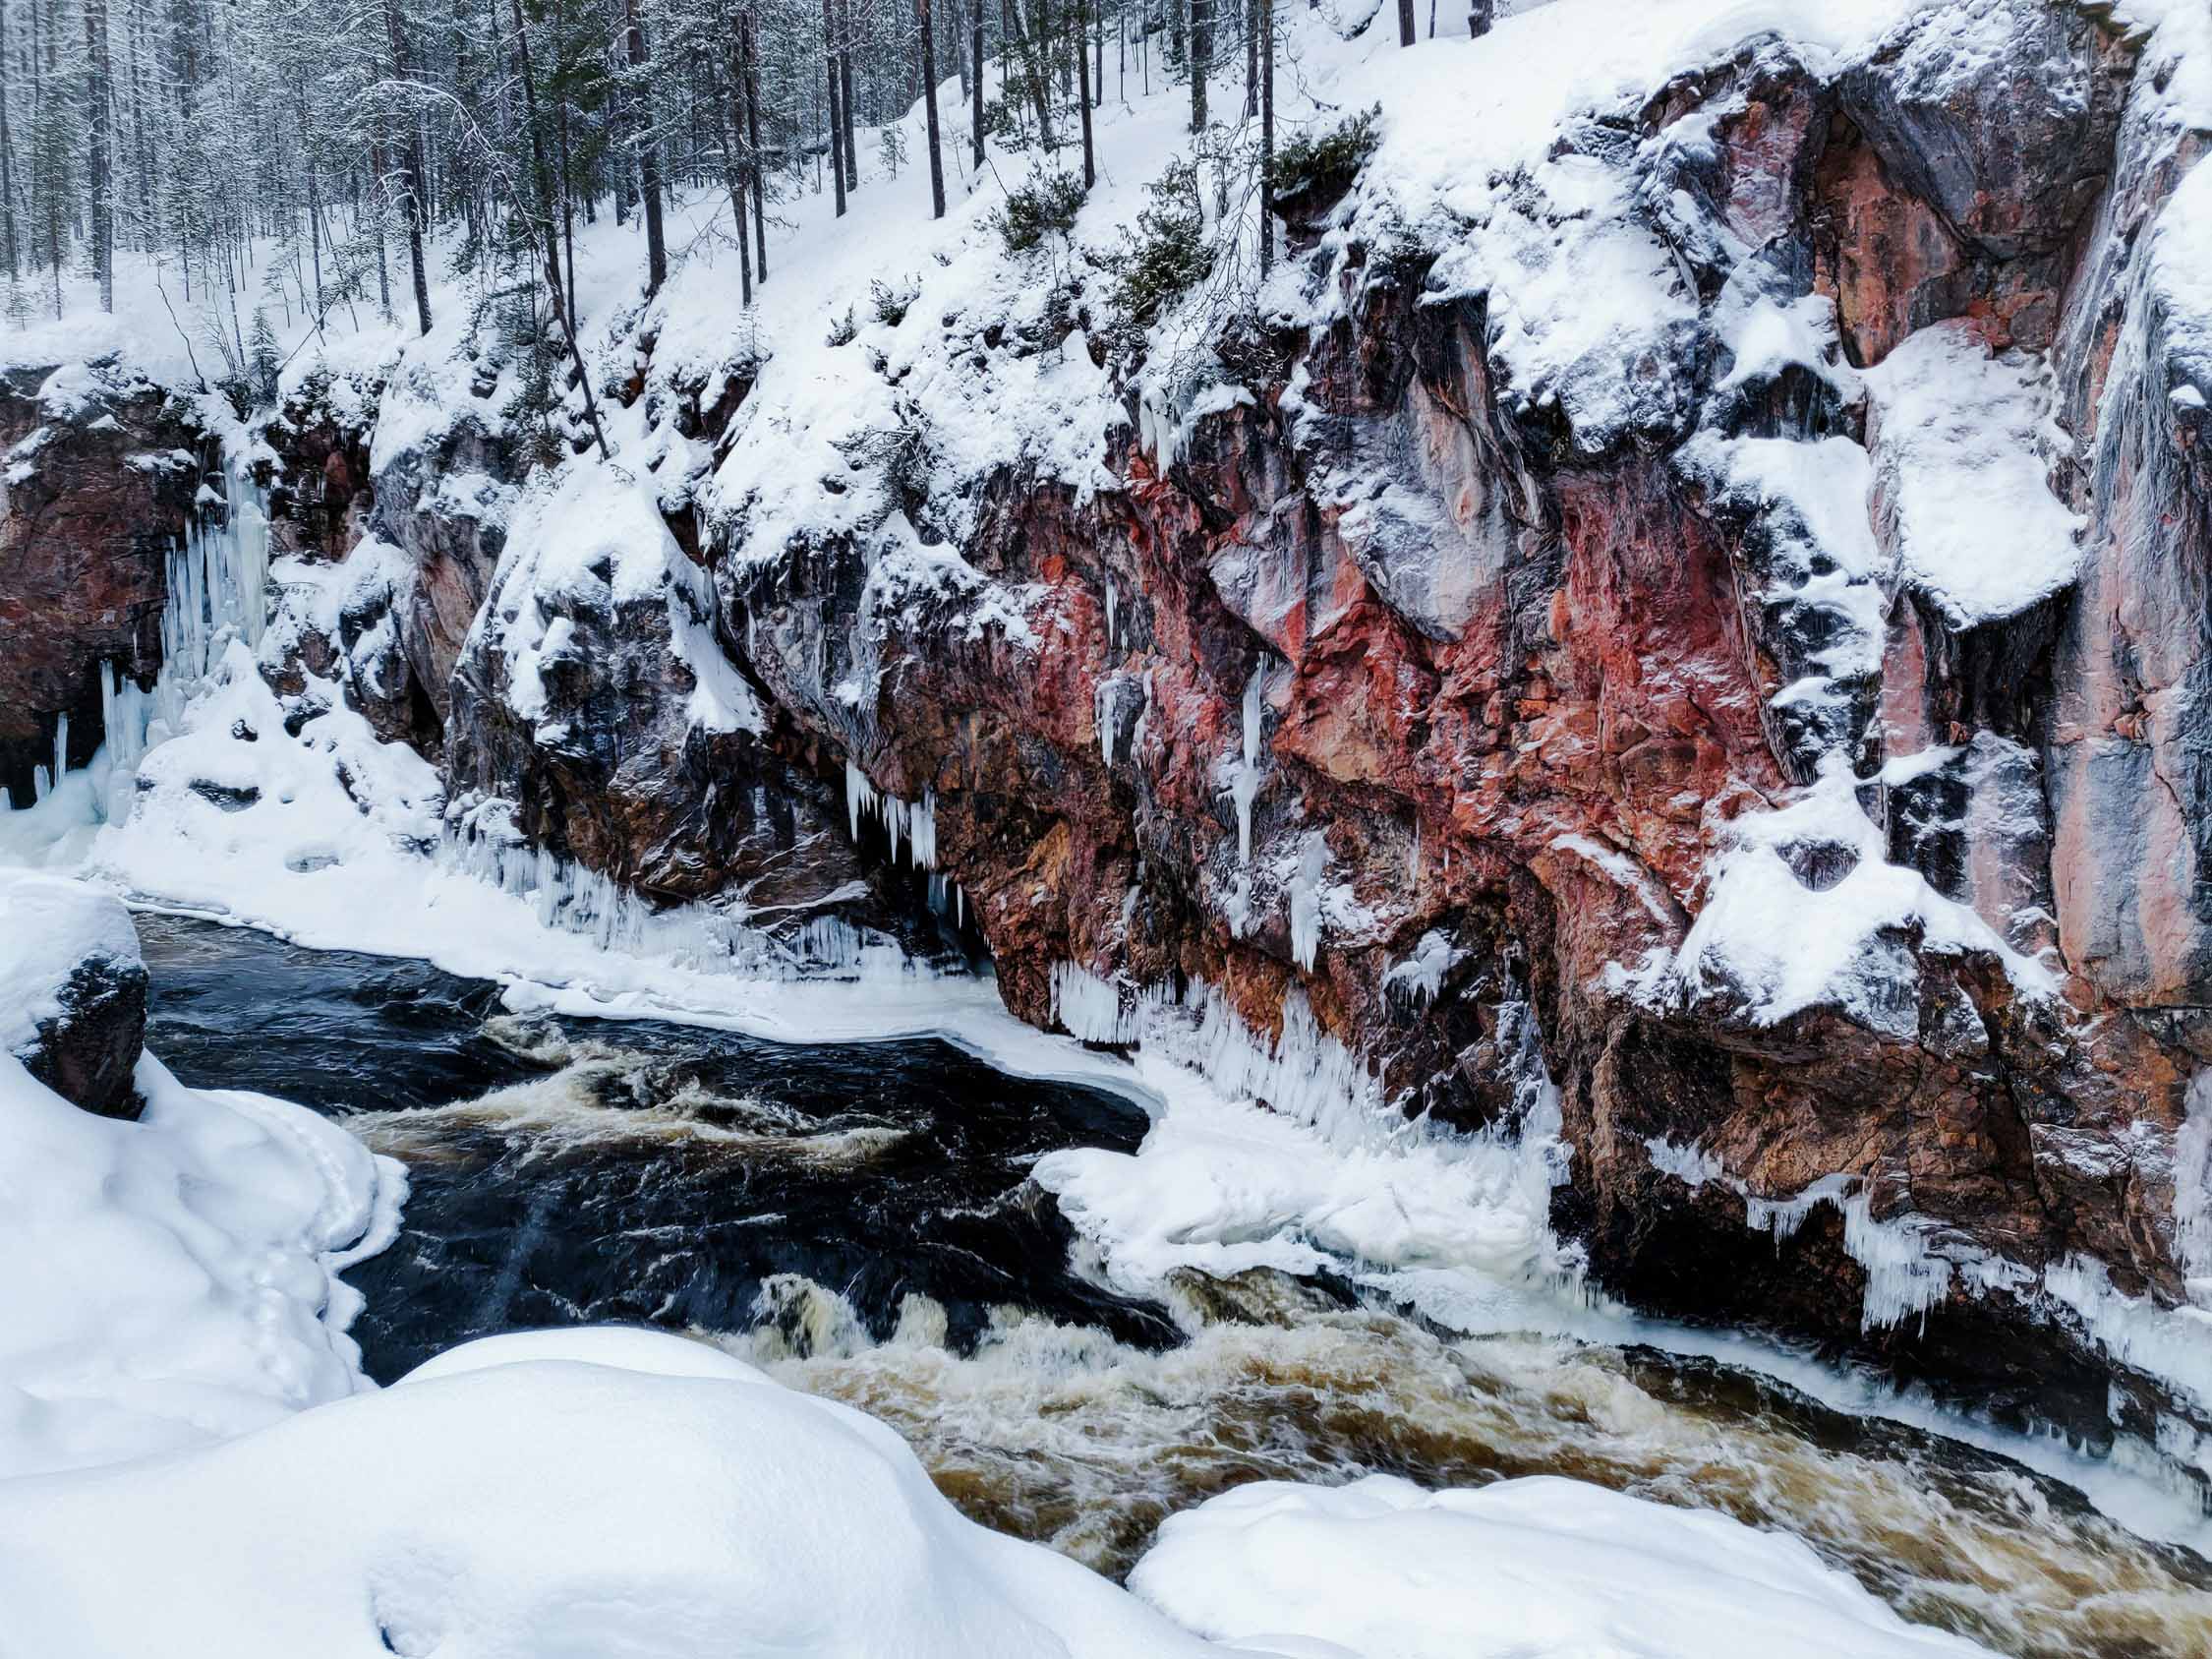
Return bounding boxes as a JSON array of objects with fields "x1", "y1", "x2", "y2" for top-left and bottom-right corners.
[
  {"x1": 0, "y1": 871, "x2": 143, "y2": 1057},
  {"x1": 1129, "y1": 1473, "x2": 1999, "y2": 1659},
  {"x1": 0, "y1": 1043, "x2": 401, "y2": 1480},
  {"x1": 1865, "y1": 322, "x2": 2083, "y2": 626},
  {"x1": 0, "y1": 1327, "x2": 1216, "y2": 1659},
  {"x1": 398, "y1": 1325, "x2": 774, "y2": 1387},
  {"x1": 1628, "y1": 761, "x2": 2058, "y2": 1037},
  {"x1": 475, "y1": 462, "x2": 763, "y2": 738},
  {"x1": 92, "y1": 637, "x2": 448, "y2": 919}
]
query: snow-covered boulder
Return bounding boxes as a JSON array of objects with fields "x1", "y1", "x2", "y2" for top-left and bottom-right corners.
[
  {"x1": 1129, "y1": 1473, "x2": 1997, "y2": 1659},
  {"x1": 444, "y1": 463, "x2": 884, "y2": 919},
  {"x1": 0, "y1": 871, "x2": 148, "y2": 1118}
]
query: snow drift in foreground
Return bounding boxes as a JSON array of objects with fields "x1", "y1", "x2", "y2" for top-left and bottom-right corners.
[
  {"x1": 0, "y1": 1325, "x2": 2003, "y2": 1659},
  {"x1": 0, "y1": 1035, "x2": 402, "y2": 1480},
  {"x1": 1131, "y1": 1473, "x2": 1997, "y2": 1659},
  {"x1": 0, "y1": 1328, "x2": 1218, "y2": 1659}
]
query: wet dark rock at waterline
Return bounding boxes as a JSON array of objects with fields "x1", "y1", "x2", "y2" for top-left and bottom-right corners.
[{"x1": 137, "y1": 914, "x2": 1171, "y2": 1380}]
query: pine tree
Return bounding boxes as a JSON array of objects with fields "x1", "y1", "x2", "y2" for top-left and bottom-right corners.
[{"x1": 247, "y1": 306, "x2": 281, "y2": 402}]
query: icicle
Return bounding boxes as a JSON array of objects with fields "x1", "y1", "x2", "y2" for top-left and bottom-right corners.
[
  {"x1": 843, "y1": 758, "x2": 935, "y2": 870},
  {"x1": 1289, "y1": 833, "x2": 1326, "y2": 973},
  {"x1": 31, "y1": 763, "x2": 53, "y2": 803},
  {"x1": 1409, "y1": 822, "x2": 1422, "y2": 885},
  {"x1": 1745, "y1": 1174, "x2": 1954, "y2": 1333},
  {"x1": 910, "y1": 790, "x2": 936, "y2": 870},
  {"x1": 1186, "y1": 984, "x2": 1387, "y2": 1148},
  {"x1": 1230, "y1": 663, "x2": 1266, "y2": 866},
  {"x1": 1097, "y1": 680, "x2": 1119, "y2": 768},
  {"x1": 437, "y1": 804, "x2": 898, "y2": 982},
  {"x1": 157, "y1": 461, "x2": 270, "y2": 733},
  {"x1": 51, "y1": 713, "x2": 69, "y2": 789},
  {"x1": 100, "y1": 663, "x2": 151, "y2": 778},
  {"x1": 1104, "y1": 576, "x2": 1118, "y2": 650},
  {"x1": 845, "y1": 758, "x2": 877, "y2": 842},
  {"x1": 955, "y1": 883, "x2": 964, "y2": 929},
  {"x1": 1049, "y1": 962, "x2": 1174, "y2": 1045}
]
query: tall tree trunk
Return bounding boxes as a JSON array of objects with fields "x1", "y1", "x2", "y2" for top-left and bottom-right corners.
[
  {"x1": 380, "y1": 0, "x2": 433, "y2": 335},
  {"x1": 970, "y1": 0, "x2": 984, "y2": 166},
  {"x1": 952, "y1": 0, "x2": 968, "y2": 103},
  {"x1": 1075, "y1": 0, "x2": 1092, "y2": 189},
  {"x1": 742, "y1": 7, "x2": 768, "y2": 279},
  {"x1": 509, "y1": 0, "x2": 564, "y2": 323},
  {"x1": 1004, "y1": 0, "x2": 1052, "y2": 148},
  {"x1": 623, "y1": 0, "x2": 667, "y2": 294},
  {"x1": 4, "y1": 0, "x2": 24, "y2": 283},
  {"x1": 85, "y1": 0, "x2": 113, "y2": 310},
  {"x1": 1396, "y1": 0, "x2": 1414, "y2": 47},
  {"x1": 1189, "y1": 0, "x2": 1207, "y2": 133},
  {"x1": 556, "y1": 104, "x2": 579, "y2": 324},
  {"x1": 838, "y1": 0, "x2": 858, "y2": 189},
  {"x1": 304, "y1": 140, "x2": 324, "y2": 326},
  {"x1": 824, "y1": 0, "x2": 846, "y2": 216},
  {"x1": 713, "y1": 47, "x2": 753, "y2": 303},
  {"x1": 1243, "y1": 0, "x2": 1255, "y2": 118},
  {"x1": 369, "y1": 138, "x2": 392, "y2": 319},
  {"x1": 129, "y1": 0, "x2": 151, "y2": 231},
  {"x1": 917, "y1": 0, "x2": 946, "y2": 217},
  {"x1": 1258, "y1": 0, "x2": 1271, "y2": 274}
]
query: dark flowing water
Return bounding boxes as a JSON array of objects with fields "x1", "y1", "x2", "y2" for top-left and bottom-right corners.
[
  {"x1": 138, "y1": 914, "x2": 2212, "y2": 1657},
  {"x1": 138, "y1": 913, "x2": 1171, "y2": 1380}
]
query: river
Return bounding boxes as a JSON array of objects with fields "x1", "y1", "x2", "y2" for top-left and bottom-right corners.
[{"x1": 140, "y1": 914, "x2": 2212, "y2": 1658}]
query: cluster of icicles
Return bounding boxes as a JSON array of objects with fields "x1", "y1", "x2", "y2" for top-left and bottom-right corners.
[
  {"x1": 845, "y1": 757, "x2": 974, "y2": 931},
  {"x1": 439, "y1": 802, "x2": 903, "y2": 982},
  {"x1": 7, "y1": 456, "x2": 270, "y2": 824}
]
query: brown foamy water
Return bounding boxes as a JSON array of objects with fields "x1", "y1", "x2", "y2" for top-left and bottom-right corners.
[{"x1": 719, "y1": 1271, "x2": 2212, "y2": 1659}]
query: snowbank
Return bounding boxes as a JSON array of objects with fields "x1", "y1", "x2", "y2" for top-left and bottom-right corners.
[
  {"x1": 0, "y1": 1326, "x2": 1218, "y2": 1659},
  {"x1": 0, "y1": 1321, "x2": 2018, "y2": 1659},
  {"x1": 0, "y1": 1043, "x2": 401, "y2": 1480},
  {"x1": 1129, "y1": 1473, "x2": 1998, "y2": 1659}
]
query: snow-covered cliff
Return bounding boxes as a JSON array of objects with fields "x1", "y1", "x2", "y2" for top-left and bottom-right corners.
[{"x1": 7, "y1": 0, "x2": 2212, "y2": 1492}]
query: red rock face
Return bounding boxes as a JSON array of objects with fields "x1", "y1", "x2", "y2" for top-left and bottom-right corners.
[
  {"x1": 0, "y1": 367, "x2": 203, "y2": 802},
  {"x1": 703, "y1": 8, "x2": 2209, "y2": 1452},
  {"x1": 7, "y1": 0, "x2": 2203, "y2": 1467}
]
